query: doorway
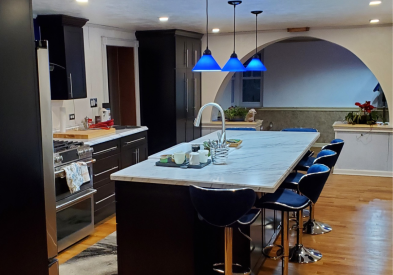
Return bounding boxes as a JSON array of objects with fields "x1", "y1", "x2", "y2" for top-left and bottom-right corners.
[{"x1": 106, "y1": 46, "x2": 137, "y2": 126}]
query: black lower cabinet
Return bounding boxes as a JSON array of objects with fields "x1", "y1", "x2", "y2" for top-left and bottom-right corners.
[{"x1": 92, "y1": 131, "x2": 148, "y2": 224}]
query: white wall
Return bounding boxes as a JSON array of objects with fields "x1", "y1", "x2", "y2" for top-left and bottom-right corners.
[
  {"x1": 51, "y1": 24, "x2": 136, "y2": 130},
  {"x1": 263, "y1": 40, "x2": 379, "y2": 107},
  {"x1": 200, "y1": 25, "x2": 393, "y2": 123}
]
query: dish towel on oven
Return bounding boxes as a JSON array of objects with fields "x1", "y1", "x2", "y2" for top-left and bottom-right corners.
[{"x1": 63, "y1": 162, "x2": 91, "y2": 193}]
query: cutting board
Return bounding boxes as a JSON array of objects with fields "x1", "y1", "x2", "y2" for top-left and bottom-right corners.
[{"x1": 53, "y1": 128, "x2": 116, "y2": 139}]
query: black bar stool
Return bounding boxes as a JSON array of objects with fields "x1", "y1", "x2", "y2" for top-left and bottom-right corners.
[
  {"x1": 255, "y1": 164, "x2": 330, "y2": 274},
  {"x1": 285, "y1": 149, "x2": 337, "y2": 235},
  {"x1": 189, "y1": 185, "x2": 261, "y2": 275},
  {"x1": 296, "y1": 139, "x2": 344, "y2": 172}
]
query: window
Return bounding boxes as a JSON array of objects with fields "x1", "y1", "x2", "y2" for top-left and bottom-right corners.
[{"x1": 231, "y1": 52, "x2": 264, "y2": 108}]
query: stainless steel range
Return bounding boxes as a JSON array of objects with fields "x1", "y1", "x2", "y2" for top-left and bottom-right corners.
[{"x1": 53, "y1": 140, "x2": 97, "y2": 252}]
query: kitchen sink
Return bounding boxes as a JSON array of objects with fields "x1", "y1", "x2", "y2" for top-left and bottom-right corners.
[{"x1": 113, "y1": 125, "x2": 141, "y2": 130}]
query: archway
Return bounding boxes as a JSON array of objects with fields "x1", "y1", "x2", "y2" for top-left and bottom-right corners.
[{"x1": 200, "y1": 27, "x2": 392, "y2": 124}]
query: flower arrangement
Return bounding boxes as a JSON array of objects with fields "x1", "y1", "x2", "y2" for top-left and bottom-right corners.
[{"x1": 345, "y1": 101, "x2": 379, "y2": 125}]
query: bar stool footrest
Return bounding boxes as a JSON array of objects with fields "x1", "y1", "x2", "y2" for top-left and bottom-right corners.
[{"x1": 213, "y1": 263, "x2": 251, "y2": 275}]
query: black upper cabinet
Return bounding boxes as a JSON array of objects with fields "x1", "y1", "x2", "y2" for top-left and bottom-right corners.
[
  {"x1": 36, "y1": 15, "x2": 88, "y2": 100},
  {"x1": 136, "y1": 30, "x2": 203, "y2": 155}
]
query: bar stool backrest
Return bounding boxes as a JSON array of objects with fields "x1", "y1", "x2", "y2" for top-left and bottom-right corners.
[
  {"x1": 322, "y1": 139, "x2": 344, "y2": 158},
  {"x1": 189, "y1": 185, "x2": 256, "y2": 227},
  {"x1": 298, "y1": 164, "x2": 330, "y2": 204},
  {"x1": 281, "y1": 128, "x2": 318, "y2": 132},
  {"x1": 313, "y1": 149, "x2": 337, "y2": 169}
]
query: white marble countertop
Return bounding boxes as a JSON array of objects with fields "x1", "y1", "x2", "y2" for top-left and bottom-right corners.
[
  {"x1": 53, "y1": 127, "x2": 148, "y2": 146},
  {"x1": 333, "y1": 121, "x2": 392, "y2": 133},
  {"x1": 111, "y1": 130, "x2": 320, "y2": 193}
]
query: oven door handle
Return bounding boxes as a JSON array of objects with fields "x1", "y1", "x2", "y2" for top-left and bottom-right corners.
[
  {"x1": 55, "y1": 159, "x2": 96, "y2": 177},
  {"x1": 56, "y1": 189, "x2": 97, "y2": 212}
]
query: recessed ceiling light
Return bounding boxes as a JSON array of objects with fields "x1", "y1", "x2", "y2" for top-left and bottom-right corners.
[
  {"x1": 369, "y1": 1, "x2": 382, "y2": 5},
  {"x1": 159, "y1": 17, "x2": 169, "y2": 22},
  {"x1": 370, "y1": 19, "x2": 380, "y2": 23},
  {"x1": 76, "y1": 0, "x2": 88, "y2": 2},
  {"x1": 212, "y1": 28, "x2": 220, "y2": 33}
]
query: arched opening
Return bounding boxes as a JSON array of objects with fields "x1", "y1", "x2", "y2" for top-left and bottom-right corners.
[{"x1": 212, "y1": 36, "x2": 389, "y2": 143}]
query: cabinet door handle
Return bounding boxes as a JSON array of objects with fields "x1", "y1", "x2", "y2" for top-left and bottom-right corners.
[
  {"x1": 194, "y1": 78, "x2": 197, "y2": 110},
  {"x1": 186, "y1": 78, "x2": 189, "y2": 113},
  {"x1": 137, "y1": 148, "x2": 140, "y2": 163},
  {"x1": 93, "y1": 146, "x2": 118, "y2": 156},
  {"x1": 186, "y1": 49, "x2": 189, "y2": 68},
  {"x1": 94, "y1": 166, "x2": 118, "y2": 177},
  {"x1": 69, "y1": 73, "x2": 73, "y2": 98},
  {"x1": 95, "y1": 193, "x2": 115, "y2": 205},
  {"x1": 124, "y1": 137, "x2": 146, "y2": 146},
  {"x1": 194, "y1": 50, "x2": 197, "y2": 66}
]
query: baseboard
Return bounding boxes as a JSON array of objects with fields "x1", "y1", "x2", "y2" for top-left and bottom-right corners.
[{"x1": 333, "y1": 168, "x2": 393, "y2": 177}]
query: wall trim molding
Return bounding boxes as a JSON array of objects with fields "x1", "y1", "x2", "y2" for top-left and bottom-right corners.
[
  {"x1": 101, "y1": 36, "x2": 141, "y2": 125},
  {"x1": 86, "y1": 23, "x2": 135, "y2": 33},
  {"x1": 333, "y1": 168, "x2": 393, "y2": 178}
]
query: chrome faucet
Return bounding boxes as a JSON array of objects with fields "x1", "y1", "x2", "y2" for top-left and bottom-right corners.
[{"x1": 194, "y1": 102, "x2": 226, "y2": 144}]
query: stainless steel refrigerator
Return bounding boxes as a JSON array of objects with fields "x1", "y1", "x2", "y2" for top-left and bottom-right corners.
[{"x1": 37, "y1": 40, "x2": 59, "y2": 275}]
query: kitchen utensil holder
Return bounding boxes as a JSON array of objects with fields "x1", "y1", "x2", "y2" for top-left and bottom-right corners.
[{"x1": 211, "y1": 147, "x2": 229, "y2": 165}]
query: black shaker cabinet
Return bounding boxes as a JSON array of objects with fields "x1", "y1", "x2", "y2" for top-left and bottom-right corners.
[
  {"x1": 136, "y1": 30, "x2": 203, "y2": 155},
  {"x1": 36, "y1": 15, "x2": 88, "y2": 100}
]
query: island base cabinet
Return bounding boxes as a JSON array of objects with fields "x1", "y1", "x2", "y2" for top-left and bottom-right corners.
[{"x1": 115, "y1": 181, "x2": 270, "y2": 275}]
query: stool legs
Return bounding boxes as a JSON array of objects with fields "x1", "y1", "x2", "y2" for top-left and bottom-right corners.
[
  {"x1": 304, "y1": 203, "x2": 332, "y2": 235},
  {"x1": 282, "y1": 211, "x2": 289, "y2": 275},
  {"x1": 289, "y1": 210, "x2": 322, "y2": 263},
  {"x1": 225, "y1": 227, "x2": 233, "y2": 275}
]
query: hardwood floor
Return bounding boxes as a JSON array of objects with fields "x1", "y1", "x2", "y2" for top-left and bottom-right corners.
[
  {"x1": 57, "y1": 216, "x2": 116, "y2": 264},
  {"x1": 259, "y1": 174, "x2": 393, "y2": 275},
  {"x1": 58, "y1": 174, "x2": 392, "y2": 274}
]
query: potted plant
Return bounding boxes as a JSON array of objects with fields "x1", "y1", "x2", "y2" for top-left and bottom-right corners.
[
  {"x1": 224, "y1": 106, "x2": 249, "y2": 121},
  {"x1": 345, "y1": 101, "x2": 378, "y2": 125}
]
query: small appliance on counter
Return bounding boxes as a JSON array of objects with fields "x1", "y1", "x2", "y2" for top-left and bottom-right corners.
[{"x1": 101, "y1": 103, "x2": 111, "y2": 122}]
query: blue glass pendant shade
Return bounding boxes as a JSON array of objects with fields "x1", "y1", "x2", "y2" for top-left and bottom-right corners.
[
  {"x1": 246, "y1": 54, "x2": 267, "y2": 71},
  {"x1": 221, "y1": 52, "x2": 246, "y2": 72},
  {"x1": 192, "y1": 48, "x2": 221, "y2": 72}
]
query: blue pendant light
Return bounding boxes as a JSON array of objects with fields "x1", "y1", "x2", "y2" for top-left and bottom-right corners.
[
  {"x1": 222, "y1": 1, "x2": 246, "y2": 72},
  {"x1": 246, "y1": 11, "x2": 267, "y2": 71},
  {"x1": 193, "y1": 0, "x2": 221, "y2": 72}
]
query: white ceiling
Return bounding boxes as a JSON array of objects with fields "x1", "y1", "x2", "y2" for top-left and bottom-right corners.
[{"x1": 32, "y1": 0, "x2": 393, "y2": 33}]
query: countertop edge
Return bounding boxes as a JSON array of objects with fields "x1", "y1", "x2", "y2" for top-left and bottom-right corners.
[{"x1": 83, "y1": 127, "x2": 149, "y2": 146}]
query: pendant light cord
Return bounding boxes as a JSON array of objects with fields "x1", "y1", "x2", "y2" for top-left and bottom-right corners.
[
  {"x1": 206, "y1": 0, "x2": 209, "y2": 49},
  {"x1": 255, "y1": 13, "x2": 258, "y2": 55},
  {"x1": 233, "y1": 5, "x2": 236, "y2": 53}
]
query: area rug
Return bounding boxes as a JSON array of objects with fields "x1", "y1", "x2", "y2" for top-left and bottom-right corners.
[{"x1": 59, "y1": 232, "x2": 118, "y2": 275}]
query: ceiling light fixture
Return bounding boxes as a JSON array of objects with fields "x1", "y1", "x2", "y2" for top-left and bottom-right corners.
[
  {"x1": 246, "y1": 11, "x2": 267, "y2": 72},
  {"x1": 370, "y1": 19, "x2": 380, "y2": 23},
  {"x1": 159, "y1": 17, "x2": 169, "y2": 22},
  {"x1": 369, "y1": 1, "x2": 382, "y2": 5},
  {"x1": 222, "y1": 1, "x2": 246, "y2": 72},
  {"x1": 212, "y1": 28, "x2": 220, "y2": 33},
  {"x1": 192, "y1": 0, "x2": 222, "y2": 72}
]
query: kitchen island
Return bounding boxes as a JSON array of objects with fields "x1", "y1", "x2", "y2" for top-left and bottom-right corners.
[{"x1": 111, "y1": 130, "x2": 320, "y2": 275}]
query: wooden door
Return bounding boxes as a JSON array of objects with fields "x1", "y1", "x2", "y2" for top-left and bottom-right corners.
[{"x1": 107, "y1": 46, "x2": 136, "y2": 125}]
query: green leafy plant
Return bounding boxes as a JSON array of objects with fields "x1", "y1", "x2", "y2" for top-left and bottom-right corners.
[
  {"x1": 345, "y1": 101, "x2": 378, "y2": 125},
  {"x1": 224, "y1": 106, "x2": 249, "y2": 121}
]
